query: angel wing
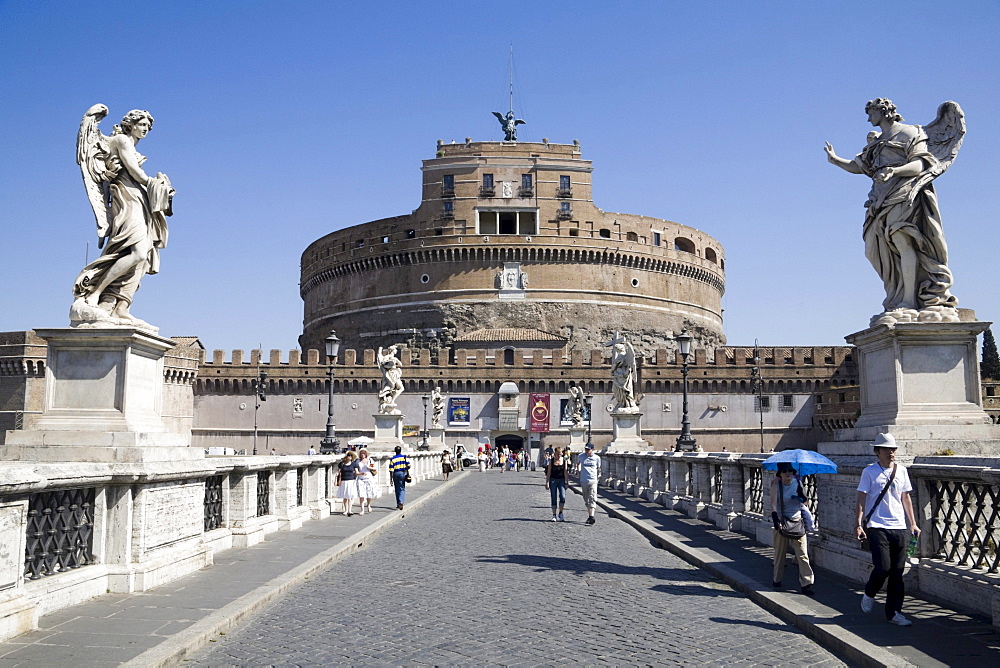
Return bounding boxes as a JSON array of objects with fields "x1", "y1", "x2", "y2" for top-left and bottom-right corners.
[
  {"x1": 492, "y1": 111, "x2": 505, "y2": 124},
  {"x1": 906, "y1": 101, "x2": 965, "y2": 203},
  {"x1": 514, "y1": 119, "x2": 526, "y2": 126},
  {"x1": 76, "y1": 104, "x2": 118, "y2": 247}
]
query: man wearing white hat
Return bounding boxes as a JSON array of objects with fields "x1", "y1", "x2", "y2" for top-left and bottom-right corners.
[{"x1": 854, "y1": 433, "x2": 921, "y2": 626}]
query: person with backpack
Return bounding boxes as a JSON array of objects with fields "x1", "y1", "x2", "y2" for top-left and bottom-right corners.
[{"x1": 770, "y1": 462, "x2": 815, "y2": 595}]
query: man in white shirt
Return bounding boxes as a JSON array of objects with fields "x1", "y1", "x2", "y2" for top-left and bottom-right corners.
[
  {"x1": 577, "y1": 443, "x2": 602, "y2": 525},
  {"x1": 855, "y1": 433, "x2": 920, "y2": 627}
]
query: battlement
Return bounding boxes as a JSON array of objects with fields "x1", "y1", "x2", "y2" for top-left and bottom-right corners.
[{"x1": 433, "y1": 139, "x2": 581, "y2": 159}]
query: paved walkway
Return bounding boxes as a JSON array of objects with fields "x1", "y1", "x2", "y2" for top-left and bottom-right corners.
[{"x1": 0, "y1": 468, "x2": 996, "y2": 666}]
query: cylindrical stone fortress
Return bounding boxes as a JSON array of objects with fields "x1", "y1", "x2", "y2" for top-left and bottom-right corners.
[{"x1": 300, "y1": 140, "x2": 726, "y2": 353}]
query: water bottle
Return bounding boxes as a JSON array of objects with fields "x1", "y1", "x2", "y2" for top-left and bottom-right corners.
[{"x1": 906, "y1": 532, "x2": 918, "y2": 557}]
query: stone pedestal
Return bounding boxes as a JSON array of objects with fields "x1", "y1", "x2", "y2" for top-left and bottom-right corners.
[
  {"x1": 605, "y1": 410, "x2": 649, "y2": 451},
  {"x1": 426, "y1": 427, "x2": 446, "y2": 449},
  {"x1": 567, "y1": 426, "x2": 587, "y2": 448},
  {"x1": 1, "y1": 328, "x2": 201, "y2": 462},
  {"x1": 818, "y1": 320, "x2": 1000, "y2": 459},
  {"x1": 848, "y1": 321, "x2": 991, "y2": 429},
  {"x1": 371, "y1": 412, "x2": 405, "y2": 450}
]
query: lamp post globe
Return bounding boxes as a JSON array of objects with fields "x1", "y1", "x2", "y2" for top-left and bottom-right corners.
[
  {"x1": 674, "y1": 330, "x2": 699, "y2": 452},
  {"x1": 320, "y1": 330, "x2": 341, "y2": 454}
]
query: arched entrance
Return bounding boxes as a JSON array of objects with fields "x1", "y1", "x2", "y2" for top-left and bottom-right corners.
[{"x1": 494, "y1": 434, "x2": 524, "y2": 453}]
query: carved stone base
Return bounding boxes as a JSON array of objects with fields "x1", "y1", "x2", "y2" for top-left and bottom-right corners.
[
  {"x1": 847, "y1": 321, "x2": 991, "y2": 429},
  {"x1": 371, "y1": 413, "x2": 405, "y2": 450},
  {"x1": 605, "y1": 411, "x2": 649, "y2": 451},
  {"x1": 426, "y1": 427, "x2": 446, "y2": 449},
  {"x1": 567, "y1": 426, "x2": 587, "y2": 448}
]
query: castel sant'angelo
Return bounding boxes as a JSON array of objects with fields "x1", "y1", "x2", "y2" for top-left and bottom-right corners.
[{"x1": 299, "y1": 138, "x2": 726, "y2": 355}]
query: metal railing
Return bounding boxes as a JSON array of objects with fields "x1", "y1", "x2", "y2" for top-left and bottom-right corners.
[{"x1": 24, "y1": 488, "x2": 95, "y2": 580}]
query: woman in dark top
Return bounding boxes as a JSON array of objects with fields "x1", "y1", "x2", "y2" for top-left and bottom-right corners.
[
  {"x1": 335, "y1": 451, "x2": 361, "y2": 516},
  {"x1": 545, "y1": 447, "x2": 568, "y2": 522}
]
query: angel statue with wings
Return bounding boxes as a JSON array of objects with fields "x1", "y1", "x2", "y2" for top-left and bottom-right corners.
[
  {"x1": 606, "y1": 332, "x2": 639, "y2": 414},
  {"x1": 492, "y1": 110, "x2": 525, "y2": 142},
  {"x1": 71, "y1": 104, "x2": 175, "y2": 330},
  {"x1": 824, "y1": 99, "x2": 965, "y2": 324},
  {"x1": 567, "y1": 385, "x2": 586, "y2": 427},
  {"x1": 376, "y1": 345, "x2": 405, "y2": 414},
  {"x1": 430, "y1": 386, "x2": 445, "y2": 428}
]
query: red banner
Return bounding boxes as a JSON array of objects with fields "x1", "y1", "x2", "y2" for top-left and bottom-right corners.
[{"x1": 529, "y1": 393, "x2": 551, "y2": 432}]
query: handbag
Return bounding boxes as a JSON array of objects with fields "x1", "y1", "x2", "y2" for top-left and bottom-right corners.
[
  {"x1": 777, "y1": 485, "x2": 807, "y2": 538},
  {"x1": 860, "y1": 463, "x2": 896, "y2": 551}
]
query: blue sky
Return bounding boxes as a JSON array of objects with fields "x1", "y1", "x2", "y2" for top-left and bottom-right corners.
[{"x1": 2, "y1": 1, "x2": 998, "y2": 353}]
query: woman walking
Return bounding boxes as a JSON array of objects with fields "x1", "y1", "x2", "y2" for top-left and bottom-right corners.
[
  {"x1": 335, "y1": 451, "x2": 361, "y2": 516},
  {"x1": 545, "y1": 447, "x2": 568, "y2": 522},
  {"x1": 356, "y1": 449, "x2": 380, "y2": 514},
  {"x1": 441, "y1": 447, "x2": 455, "y2": 480},
  {"x1": 770, "y1": 463, "x2": 816, "y2": 595}
]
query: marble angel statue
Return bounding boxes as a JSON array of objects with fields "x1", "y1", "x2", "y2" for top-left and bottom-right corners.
[
  {"x1": 377, "y1": 345, "x2": 404, "y2": 413},
  {"x1": 71, "y1": 104, "x2": 175, "y2": 330},
  {"x1": 430, "y1": 386, "x2": 445, "y2": 428},
  {"x1": 568, "y1": 385, "x2": 586, "y2": 427},
  {"x1": 607, "y1": 332, "x2": 639, "y2": 413},
  {"x1": 824, "y1": 99, "x2": 965, "y2": 325}
]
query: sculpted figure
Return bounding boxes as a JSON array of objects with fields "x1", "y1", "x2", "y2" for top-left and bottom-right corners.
[
  {"x1": 72, "y1": 104, "x2": 175, "y2": 330},
  {"x1": 492, "y1": 110, "x2": 525, "y2": 141},
  {"x1": 825, "y1": 99, "x2": 965, "y2": 323},
  {"x1": 376, "y1": 345, "x2": 404, "y2": 414},
  {"x1": 568, "y1": 385, "x2": 586, "y2": 427},
  {"x1": 430, "y1": 386, "x2": 444, "y2": 428},
  {"x1": 607, "y1": 332, "x2": 639, "y2": 413}
]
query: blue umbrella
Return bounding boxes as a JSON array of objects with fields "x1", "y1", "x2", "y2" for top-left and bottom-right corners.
[{"x1": 761, "y1": 449, "x2": 838, "y2": 476}]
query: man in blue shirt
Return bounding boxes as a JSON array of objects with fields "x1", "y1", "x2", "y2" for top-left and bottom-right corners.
[{"x1": 577, "y1": 443, "x2": 602, "y2": 525}]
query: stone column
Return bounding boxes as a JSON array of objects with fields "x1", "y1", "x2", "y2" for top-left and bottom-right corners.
[
  {"x1": 650, "y1": 454, "x2": 667, "y2": 505},
  {"x1": 689, "y1": 457, "x2": 710, "y2": 520},
  {"x1": 371, "y1": 413, "x2": 405, "y2": 451}
]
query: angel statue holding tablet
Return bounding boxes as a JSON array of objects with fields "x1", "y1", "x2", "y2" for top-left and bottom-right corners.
[
  {"x1": 71, "y1": 104, "x2": 175, "y2": 331},
  {"x1": 824, "y1": 99, "x2": 965, "y2": 325}
]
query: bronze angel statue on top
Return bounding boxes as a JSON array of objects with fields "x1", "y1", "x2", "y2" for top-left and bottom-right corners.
[
  {"x1": 492, "y1": 110, "x2": 525, "y2": 142},
  {"x1": 70, "y1": 104, "x2": 175, "y2": 331},
  {"x1": 824, "y1": 99, "x2": 965, "y2": 325}
]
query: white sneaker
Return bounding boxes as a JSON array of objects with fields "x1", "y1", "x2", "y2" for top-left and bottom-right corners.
[
  {"x1": 550, "y1": 515, "x2": 558, "y2": 522},
  {"x1": 889, "y1": 613, "x2": 912, "y2": 627},
  {"x1": 861, "y1": 594, "x2": 874, "y2": 613}
]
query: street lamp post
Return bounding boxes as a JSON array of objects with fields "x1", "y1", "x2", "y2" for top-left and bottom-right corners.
[
  {"x1": 674, "y1": 330, "x2": 700, "y2": 452},
  {"x1": 584, "y1": 393, "x2": 594, "y2": 448},
  {"x1": 421, "y1": 394, "x2": 429, "y2": 451},
  {"x1": 751, "y1": 338, "x2": 765, "y2": 453},
  {"x1": 252, "y1": 370, "x2": 267, "y2": 455},
  {"x1": 320, "y1": 330, "x2": 341, "y2": 455}
]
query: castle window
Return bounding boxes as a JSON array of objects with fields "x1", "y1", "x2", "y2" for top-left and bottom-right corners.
[
  {"x1": 443, "y1": 200, "x2": 454, "y2": 217},
  {"x1": 653, "y1": 232, "x2": 661, "y2": 246},
  {"x1": 481, "y1": 173, "x2": 495, "y2": 197},
  {"x1": 406, "y1": 229, "x2": 416, "y2": 239},
  {"x1": 355, "y1": 239, "x2": 365, "y2": 248},
  {"x1": 705, "y1": 247, "x2": 718, "y2": 263},
  {"x1": 477, "y1": 210, "x2": 537, "y2": 235},
  {"x1": 779, "y1": 395, "x2": 794, "y2": 412},
  {"x1": 442, "y1": 174, "x2": 455, "y2": 196},
  {"x1": 558, "y1": 175, "x2": 572, "y2": 197},
  {"x1": 520, "y1": 174, "x2": 533, "y2": 197},
  {"x1": 499, "y1": 212, "x2": 516, "y2": 234},
  {"x1": 435, "y1": 228, "x2": 443, "y2": 235},
  {"x1": 674, "y1": 237, "x2": 695, "y2": 254},
  {"x1": 755, "y1": 396, "x2": 771, "y2": 413},
  {"x1": 503, "y1": 348, "x2": 515, "y2": 365},
  {"x1": 569, "y1": 229, "x2": 579, "y2": 237},
  {"x1": 599, "y1": 228, "x2": 611, "y2": 238},
  {"x1": 382, "y1": 235, "x2": 389, "y2": 243},
  {"x1": 626, "y1": 231, "x2": 638, "y2": 242}
]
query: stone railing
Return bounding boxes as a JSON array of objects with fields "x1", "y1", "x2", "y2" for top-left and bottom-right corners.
[
  {"x1": 0, "y1": 451, "x2": 441, "y2": 642},
  {"x1": 600, "y1": 451, "x2": 1000, "y2": 626}
]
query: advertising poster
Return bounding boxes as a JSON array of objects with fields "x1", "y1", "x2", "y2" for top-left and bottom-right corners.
[
  {"x1": 402, "y1": 425, "x2": 420, "y2": 438},
  {"x1": 529, "y1": 393, "x2": 551, "y2": 432},
  {"x1": 448, "y1": 397, "x2": 471, "y2": 425},
  {"x1": 560, "y1": 399, "x2": 592, "y2": 425}
]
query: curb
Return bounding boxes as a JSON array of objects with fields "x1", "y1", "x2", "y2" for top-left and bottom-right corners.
[
  {"x1": 569, "y1": 484, "x2": 914, "y2": 668},
  {"x1": 125, "y1": 472, "x2": 467, "y2": 668}
]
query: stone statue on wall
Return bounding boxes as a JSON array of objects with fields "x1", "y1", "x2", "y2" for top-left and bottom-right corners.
[
  {"x1": 430, "y1": 385, "x2": 444, "y2": 428},
  {"x1": 492, "y1": 110, "x2": 525, "y2": 142},
  {"x1": 376, "y1": 345, "x2": 404, "y2": 414},
  {"x1": 824, "y1": 99, "x2": 965, "y2": 326},
  {"x1": 607, "y1": 332, "x2": 639, "y2": 413},
  {"x1": 568, "y1": 385, "x2": 586, "y2": 427},
  {"x1": 71, "y1": 104, "x2": 175, "y2": 332}
]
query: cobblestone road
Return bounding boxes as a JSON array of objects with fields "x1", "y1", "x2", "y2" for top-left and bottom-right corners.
[{"x1": 192, "y1": 470, "x2": 846, "y2": 666}]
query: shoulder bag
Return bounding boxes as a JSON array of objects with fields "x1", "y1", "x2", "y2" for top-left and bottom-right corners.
[
  {"x1": 860, "y1": 463, "x2": 896, "y2": 551},
  {"x1": 777, "y1": 481, "x2": 807, "y2": 538}
]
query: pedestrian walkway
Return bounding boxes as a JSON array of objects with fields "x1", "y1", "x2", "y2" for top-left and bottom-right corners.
[
  {"x1": 580, "y1": 482, "x2": 1000, "y2": 668},
  {"x1": 0, "y1": 469, "x2": 995, "y2": 666},
  {"x1": 190, "y1": 470, "x2": 844, "y2": 666},
  {"x1": 0, "y1": 474, "x2": 455, "y2": 667}
]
